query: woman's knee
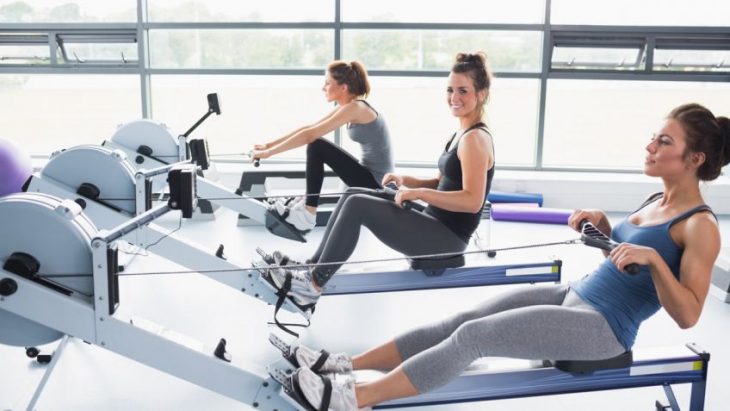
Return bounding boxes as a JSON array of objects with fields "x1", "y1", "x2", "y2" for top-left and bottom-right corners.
[
  {"x1": 449, "y1": 320, "x2": 489, "y2": 356},
  {"x1": 306, "y1": 138, "x2": 329, "y2": 156}
]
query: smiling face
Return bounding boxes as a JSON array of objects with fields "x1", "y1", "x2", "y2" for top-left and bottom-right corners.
[
  {"x1": 446, "y1": 72, "x2": 484, "y2": 120},
  {"x1": 644, "y1": 119, "x2": 701, "y2": 179}
]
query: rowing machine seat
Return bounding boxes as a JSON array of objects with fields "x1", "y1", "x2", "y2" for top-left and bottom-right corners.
[
  {"x1": 409, "y1": 254, "x2": 465, "y2": 276},
  {"x1": 548, "y1": 350, "x2": 633, "y2": 374}
]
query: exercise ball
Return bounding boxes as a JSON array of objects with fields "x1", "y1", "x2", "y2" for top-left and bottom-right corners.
[{"x1": 0, "y1": 138, "x2": 33, "y2": 197}]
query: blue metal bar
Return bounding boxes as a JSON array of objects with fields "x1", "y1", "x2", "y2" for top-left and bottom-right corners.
[
  {"x1": 322, "y1": 260, "x2": 561, "y2": 295},
  {"x1": 375, "y1": 343, "x2": 708, "y2": 409}
]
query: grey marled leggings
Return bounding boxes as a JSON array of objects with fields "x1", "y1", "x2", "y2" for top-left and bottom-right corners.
[
  {"x1": 309, "y1": 188, "x2": 467, "y2": 287},
  {"x1": 394, "y1": 284, "x2": 625, "y2": 393}
]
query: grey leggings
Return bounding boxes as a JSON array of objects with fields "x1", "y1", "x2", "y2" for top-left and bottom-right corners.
[
  {"x1": 309, "y1": 188, "x2": 468, "y2": 287},
  {"x1": 394, "y1": 285, "x2": 626, "y2": 393}
]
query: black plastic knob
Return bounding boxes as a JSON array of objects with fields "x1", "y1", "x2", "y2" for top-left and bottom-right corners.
[{"x1": 0, "y1": 278, "x2": 18, "y2": 296}]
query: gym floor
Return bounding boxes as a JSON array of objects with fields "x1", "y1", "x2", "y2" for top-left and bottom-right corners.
[{"x1": 1, "y1": 205, "x2": 728, "y2": 411}]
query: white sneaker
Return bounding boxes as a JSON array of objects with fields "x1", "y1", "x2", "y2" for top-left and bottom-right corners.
[
  {"x1": 295, "y1": 344, "x2": 353, "y2": 374},
  {"x1": 284, "y1": 201, "x2": 317, "y2": 232},
  {"x1": 269, "y1": 266, "x2": 321, "y2": 306},
  {"x1": 296, "y1": 367, "x2": 368, "y2": 411}
]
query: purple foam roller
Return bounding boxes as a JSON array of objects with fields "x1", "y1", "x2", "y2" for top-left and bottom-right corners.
[{"x1": 491, "y1": 204, "x2": 573, "y2": 225}]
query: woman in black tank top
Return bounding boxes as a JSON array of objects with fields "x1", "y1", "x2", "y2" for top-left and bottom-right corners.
[
  {"x1": 383, "y1": 52, "x2": 495, "y2": 241},
  {"x1": 265, "y1": 52, "x2": 497, "y2": 304}
]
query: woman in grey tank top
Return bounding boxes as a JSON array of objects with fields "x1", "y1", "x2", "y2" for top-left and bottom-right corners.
[{"x1": 251, "y1": 60, "x2": 394, "y2": 234}]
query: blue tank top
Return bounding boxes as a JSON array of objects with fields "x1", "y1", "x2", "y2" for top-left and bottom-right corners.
[{"x1": 571, "y1": 194, "x2": 714, "y2": 350}]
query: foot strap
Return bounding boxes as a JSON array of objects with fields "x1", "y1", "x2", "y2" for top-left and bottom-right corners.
[
  {"x1": 290, "y1": 369, "x2": 333, "y2": 411},
  {"x1": 269, "y1": 333, "x2": 331, "y2": 373},
  {"x1": 265, "y1": 270, "x2": 315, "y2": 338}
]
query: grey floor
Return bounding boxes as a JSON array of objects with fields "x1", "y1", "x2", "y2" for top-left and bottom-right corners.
[{"x1": 1, "y1": 206, "x2": 729, "y2": 411}]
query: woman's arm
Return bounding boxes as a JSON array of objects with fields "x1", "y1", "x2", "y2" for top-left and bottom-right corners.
[
  {"x1": 568, "y1": 209, "x2": 612, "y2": 257},
  {"x1": 611, "y1": 212, "x2": 719, "y2": 328},
  {"x1": 396, "y1": 129, "x2": 492, "y2": 212},
  {"x1": 253, "y1": 102, "x2": 362, "y2": 158},
  {"x1": 383, "y1": 173, "x2": 441, "y2": 190}
]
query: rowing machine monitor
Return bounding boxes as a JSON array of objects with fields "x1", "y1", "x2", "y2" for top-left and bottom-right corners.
[{"x1": 168, "y1": 164, "x2": 198, "y2": 218}]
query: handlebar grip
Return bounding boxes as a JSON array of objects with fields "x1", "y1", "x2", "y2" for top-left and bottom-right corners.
[
  {"x1": 581, "y1": 219, "x2": 641, "y2": 275},
  {"x1": 624, "y1": 263, "x2": 640, "y2": 275}
]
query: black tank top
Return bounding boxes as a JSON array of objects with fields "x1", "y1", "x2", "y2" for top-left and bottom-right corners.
[{"x1": 425, "y1": 122, "x2": 495, "y2": 242}]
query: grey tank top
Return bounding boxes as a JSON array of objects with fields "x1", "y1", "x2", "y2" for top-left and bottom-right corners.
[{"x1": 346, "y1": 100, "x2": 394, "y2": 184}]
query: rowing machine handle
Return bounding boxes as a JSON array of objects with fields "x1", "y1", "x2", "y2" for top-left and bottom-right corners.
[
  {"x1": 579, "y1": 220, "x2": 640, "y2": 275},
  {"x1": 247, "y1": 151, "x2": 261, "y2": 167},
  {"x1": 381, "y1": 184, "x2": 426, "y2": 212}
]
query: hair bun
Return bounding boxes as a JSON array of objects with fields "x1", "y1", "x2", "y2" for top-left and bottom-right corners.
[{"x1": 718, "y1": 116, "x2": 730, "y2": 167}]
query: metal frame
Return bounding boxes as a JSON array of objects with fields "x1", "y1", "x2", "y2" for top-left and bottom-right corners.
[{"x1": 1, "y1": 0, "x2": 729, "y2": 172}]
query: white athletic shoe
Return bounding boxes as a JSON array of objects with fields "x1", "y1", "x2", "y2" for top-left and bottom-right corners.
[
  {"x1": 295, "y1": 344, "x2": 353, "y2": 374},
  {"x1": 269, "y1": 266, "x2": 321, "y2": 306},
  {"x1": 284, "y1": 201, "x2": 317, "y2": 232},
  {"x1": 296, "y1": 367, "x2": 368, "y2": 411}
]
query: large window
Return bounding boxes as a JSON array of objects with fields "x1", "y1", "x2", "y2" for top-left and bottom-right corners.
[
  {"x1": 551, "y1": 0, "x2": 730, "y2": 26},
  {"x1": 0, "y1": 0, "x2": 136, "y2": 22},
  {"x1": 1, "y1": 74, "x2": 140, "y2": 154},
  {"x1": 340, "y1": 0, "x2": 545, "y2": 24},
  {"x1": 149, "y1": 29, "x2": 332, "y2": 69},
  {"x1": 342, "y1": 30, "x2": 542, "y2": 72},
  {"x1": 345, "y1": 77, "x2": 539, "y2": 166},
  {"x1": 1, "y1": 1, "x2": 728, "y2": 172},
  {"x1": 150, "y1": 75, "x2": 334, "y2": 160},
  {"x1": 543, "y1": 80, "x2": 730, "y2": 169}
]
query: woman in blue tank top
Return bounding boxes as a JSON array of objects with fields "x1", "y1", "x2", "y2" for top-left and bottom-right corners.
[
  {"x1": 251, "y1": 60, "x2": 394, "y2": 234},
  {"x1": 275, "y1": 103, "x2": 729, "y2": 411}
]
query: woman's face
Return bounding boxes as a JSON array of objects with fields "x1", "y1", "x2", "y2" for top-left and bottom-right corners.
[
  {"x1": 446, "y1": 72, "x2": 482, "y2": 118},
  {"x1": 322, "y1": 72, "x2": 346, "y2": 102},
  {"x1": 644, "y1": 119, "x2": 698, "y2": 178}
]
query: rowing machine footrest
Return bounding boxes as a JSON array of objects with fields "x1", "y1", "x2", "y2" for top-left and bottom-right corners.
[
  {"x1": 551, "y1": 350, "x2": 632, "y2": 374},
  {"x1": 409, "y1": 254, "x2": 465, "y2": 276},
  {"x1": 264, "y1": 209, "x2": 307, "y2": 243}
]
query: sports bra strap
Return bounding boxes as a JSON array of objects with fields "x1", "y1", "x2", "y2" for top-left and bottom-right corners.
[
  {"x1": 445, "y1": 122, "x2": 490, "y2": 152},
  {"x1": 632, "y1": 192, "x2": 664, "y2": 213},
  {"x1": 668, "y1": 205, "x2": 716, "y2": 229}
]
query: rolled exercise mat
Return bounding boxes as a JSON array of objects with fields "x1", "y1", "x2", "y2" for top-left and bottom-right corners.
[
  {"x1": 491, "y1": 204, "x2": 573, "y2": 225},
  {"x1": 487, "y1": 191, "x2": 544, "y2": 206}
]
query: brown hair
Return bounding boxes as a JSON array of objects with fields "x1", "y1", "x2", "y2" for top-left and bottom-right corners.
[
  {"x1": 668, "y1": 103, "x2": 730, "y2": 181},
  {"x1": 452, "y1": 52, "x2": 494, "y2": 117},
  {"x1": 327, "y1": 60, "x2": 370, "y2": 98}
]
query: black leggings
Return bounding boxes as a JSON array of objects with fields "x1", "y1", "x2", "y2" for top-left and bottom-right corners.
[{"x1": 305, "y1": 139, "x2": 381, "y2": 207}]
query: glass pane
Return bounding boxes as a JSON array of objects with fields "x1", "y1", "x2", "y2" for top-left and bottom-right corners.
[
  {"x1": 552, "y1": 47, "x2": 643, "y2": 70},
  {"x1": 542, "y1": 80, "x2": 730, "y2": 169},
  {"x1": 62, "y1": 43, "x2": 138, "y2": 64},
  {"x1": 148, "y1": 0, "x2": 334, "y2": 22},
  {"x1": 551, "y1": 0, "x2": 730, "y2": 26},
  {"x1": 342, "y1": 0, "x2": 545, "y2": 24},
  {"x1": 0, "y1": 0, "x2": 136, "y2": 22},
  {"x1": 0, "y1": 44, "x2": 49, "y2": 65},
  {"x1": 1, "y1": 74, "x2": 141, "y2": 155},
  {"x1": 150, "y1": 75, "x2": 335, "y2": 161},
  {"x1": 149, "y1": 30, "x2": 332, "y2": 69},
  {"x1": 654, "y1": 49, "x2": 730, "y2": 72},
  {"x1": 342, "y1": 30, "x2": 542, "y2": 72},
  {"x1": 342, "y1": 76, "x2": 538, "y2": 166}
]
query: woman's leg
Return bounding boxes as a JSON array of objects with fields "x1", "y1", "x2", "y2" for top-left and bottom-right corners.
[
  {"x1": 305, "y1": 139, "x2": 380, "y2": 208},
  {"x1": 352, "y1": 285, "x2": 568, "y2": 371},
  {"x1": 356, "y1": 293, "x2": 625, "y2": 407},
  {"x1": 310, "y1": 193, "x2": 468, "y2": 288}
]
